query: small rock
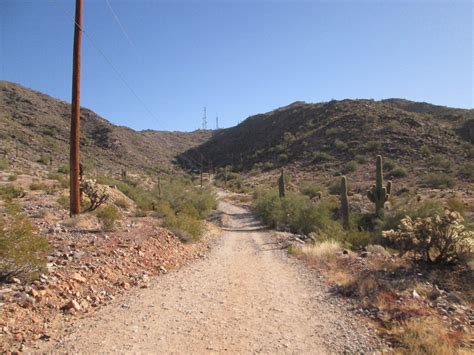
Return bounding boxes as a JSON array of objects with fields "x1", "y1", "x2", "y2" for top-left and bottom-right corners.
[
  {"x1": 71, "y1": 272, "x2": 86, "y2": 283},
  {"x1": 64, "y1": 299, "x2": 82, "y2": 312}
]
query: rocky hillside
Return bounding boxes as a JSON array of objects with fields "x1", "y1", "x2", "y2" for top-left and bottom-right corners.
[
  {"x1": 182, "y1": 99, "x2": 473, "y2": 185},
  {"x1": 0, "y1": 81, "x2": 211, "y2": 175}
]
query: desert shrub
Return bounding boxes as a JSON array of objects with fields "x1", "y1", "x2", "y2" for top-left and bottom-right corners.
[
  {"x1": 312, "y1": 151, "x2": 332, "y2": 162},
  {"x1": 383, "y1": 209, "x2": 473, "y2": 264},
  {"x1": 366, "y1": 141, "x2": 381, "y2": 151},
  {"x1": 429, "y1": 154, "x2": 452, "y2": 171},
  {"x1": 114, "y1": 198, "x2": 129, "y2": 209},
  {"x1": 57, "y1": 165, "x2": 69, "y2": 174},
  {"x1": 334, "y1": 139, "x2": 348, "y2": 151},
  {"x1": 80, "y1": 179, "x2": 110, "y2": 212},
  {"x1": 328, "y1": 179, "x2": 350, "y2": 195},
  {"x1": 386, "y1": 166, "x2": 408, "y2": 178},
  {"x1": 56, "y1": 195, "x2": 69, "y2": 209},
  {"x1": 391, "y1": 317, "x2": 459, "y2": 354},
  {"x1": 325, "y1": 127, "x2": 343, "y2": 135},
  {"x1": 29, "y1": 182, "x2": 48, "y2": 191},
  {"x1": 36, "y1": 155, "x2": 51, "y2": 165},
  {"x1": 48, "y1": 172, "x2": 69, "y2": 188},
  {"x1": 383, "y1": 197, "x2": 444, "y2": 232},
  {"x1": 420, "y1": 145, "x2": 431, "y2": 156},
  {"x1": 343, "y1": 160, "x2": 358, "y2": 173},
  {"x1": 464, "y1": 144, "x2": 474, "y2": 159},
  {"x1": 384, "y1": 120, "x2": 400, "y2": 130},
  {"x1": 355, "y1": 154, "x2": 367, "y2": 164},
  {"x1": 421, "y1": 173, "x2": 455, "y2": 189},
  {"x1": 96, "y1": 205, "x2": 120, "y2": 231},
  {"x1": 8, "y1": 174, "x2": 17, "y2": 182},
  {"x1": 459, "y1": 162, "x2": 474, "y2": 181},
  {"x1": 96, "y1": 176, "x2": 154, "y2": 211},
  {"x1": 445, "y1": 197, "x2": 465, "y2": 215},
  {"x1": 0, "y1": 159, "x2": 9, "y2": 171},
  {"x1": 252, "y1": 190, "x2": 284, "y2": 227},
  {"x1": 344, "y1": 230, "x2": 374, "y2": 249},
  {"x1": 253, "y1": 190, "x2": 335, "y2": 235},
  {"x1": 383, "y1": 159, "x2": 397, "y2": 171},
  {"x1": 0, "y1": 202, "x2": 49, "y2": 281},
  {"x1": 299, "y1": 181, "x2": 323, "y2": 199},
  {"x1": 0, "y1": 185, "x2": 25, "y2": 200},
  {"x1": 162, "y1": 208, "x2": 203, "y2": 242},
  {"x1": 278, "y1": 153, "x2": 288, "y2": 162}
]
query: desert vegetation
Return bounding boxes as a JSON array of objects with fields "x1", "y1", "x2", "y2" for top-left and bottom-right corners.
[{"x1": 250, "y1": 154, "x2": 473, "y2": 353}]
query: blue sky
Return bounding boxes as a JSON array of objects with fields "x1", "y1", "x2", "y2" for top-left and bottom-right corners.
[{"x1": 1, "y1": 0, "x2": 472, "y2": 131}]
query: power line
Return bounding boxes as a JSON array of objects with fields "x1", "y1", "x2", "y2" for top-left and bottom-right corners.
[
  {"x1": 49, "y1": 0, "x2": 205, "y2": 170},
  {"x1": 104, "y1": 0, "x2": 141, "y2": 58}
]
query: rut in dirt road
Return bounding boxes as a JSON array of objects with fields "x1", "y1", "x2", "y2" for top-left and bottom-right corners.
[{"x1": 37, "y1": 198, "x2": 382, "y2": 354}]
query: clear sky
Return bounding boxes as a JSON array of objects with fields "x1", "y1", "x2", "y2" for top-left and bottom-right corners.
[{"x1": 1, "y1": 0, "x2": 472, "y2": 131}]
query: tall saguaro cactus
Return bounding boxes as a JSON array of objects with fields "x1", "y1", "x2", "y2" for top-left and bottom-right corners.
[
  {"x1": 367, "y1": 155, "x2": 392, "y2": 217},
  {"x1": 278, "y1": 168, "x2": 286, "y2": 199},
  {"x1": 340, "y1": 176, "x2": 350, "y2": 229}
]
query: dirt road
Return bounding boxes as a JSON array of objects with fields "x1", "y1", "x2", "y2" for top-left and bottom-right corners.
[{"x1": 36, "y1": 197, "x2": 382, "y2": 354}]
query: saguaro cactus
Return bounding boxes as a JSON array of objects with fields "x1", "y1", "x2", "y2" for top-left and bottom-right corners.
[
  {"x1": 278, "y1": 168, "x2": 286, "y2": 199},
  {"x1": 340, "y1": 176, "x2": 350, "y2": 229},
  {"x1": 367, "y1": 155, "x2": 392, "y2": 217}
]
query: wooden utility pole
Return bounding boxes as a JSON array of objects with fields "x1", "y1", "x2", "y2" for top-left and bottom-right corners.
[{"x1": 70, "y1": 0, "x2": 82, "y2": 216}]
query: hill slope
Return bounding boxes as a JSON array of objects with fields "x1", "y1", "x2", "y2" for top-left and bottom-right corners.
[
  {"x1": 182, "y1": 99, "x2": 473, "y2": 185},
  {"x1": 0, "y1": 81, "x2": 211, "y2": 175}
]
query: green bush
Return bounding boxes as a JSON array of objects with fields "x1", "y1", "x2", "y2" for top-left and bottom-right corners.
[
  {"x1": 299, "y1": 181, "x2": 323, "y2": 199},
  {"x1": 343, "y1": 160, "x2": 358, "y2": 174},
  {"x1": 429, "y1": 155, "x2": 452, "y2": 171},
  {"x1": 7, "y1": 174, "x2": 17, "y2": 182},
  {"x1": 355, "y1": 154, "x2": 368, "y2": 164},
  {"x1": 0, "y1": 159, "x2": 9, "y2": 171},
  {"x1": 37, "y1": 155, "x2": 51, "y2": 165},
  {"x1": 312, "y1": 151, "x2": 332, "y2": 162},
  {"x1": 0, "y1": 202, "x2": 49, "y2": 281},
  {"x1": 96, "y1": 205, "x2": 120, "y2": 231},
  {"x1": 252, "y1": 190, "x2": 284, "y2": 227},
  {"x1": 421, "y1": 173, "x2": 455, "y2": 189},
  {"x1": 57, "y1": 165, "x2": 69, "y2": 174},
  {"x1": 325, "y1": 127, "x2": 344, "y2": 135},
  {"x1": 420, "y1": 145, "x2": 431, "y2": 156},
  {"x1": 29, "y1": 182, "x2": 48, "y2": 191},
  {"x1": 0, "y1": 185, "x2": 24, "y2": 200},
  {"x1": 459, "y1": 163, "x2": 474, "y2": 181},
  {"x1": 56, "y1": 195, "x2": 69, "y2": 209},
  {"x1": 366, "y1": 141, "x2": 381, "y2": 151},
  {"x1": 382, "y1": 197, "x2": 444, "y2": 232},
  {"x1": 334, "y1": 139, "x2": 348, "y2": 151},
  {"x1": 161, "y1": 205, "x2": 203, "y2": 242},
  {"x1": 386, "y1": 166, "x2": 408, "y2": 178},
  {"x1": 383, "y1": 159, "x2": 397, "y2": 171}
]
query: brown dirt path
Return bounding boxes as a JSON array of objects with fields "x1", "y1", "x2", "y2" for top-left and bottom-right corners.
[{"x1": 34, "y1": 195, "x2": 383, "y2": 354}]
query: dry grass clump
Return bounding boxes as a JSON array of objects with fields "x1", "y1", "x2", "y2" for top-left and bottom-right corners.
[
  {"x1": 390, "y1": 317, "x2": 464, "y2": 354},
  {"x1": 291, "y1": 240, "x2": 342, "y2": 264}
]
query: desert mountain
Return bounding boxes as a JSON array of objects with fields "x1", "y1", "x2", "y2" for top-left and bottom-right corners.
[
  {"x1": 0, "y1": 81, "x2": 211, "y2": 175},
  {"x1": 182, "y1": 98, "x2": 473, "y2": 185}
]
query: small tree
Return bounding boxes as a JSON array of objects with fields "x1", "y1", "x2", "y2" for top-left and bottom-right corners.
[
  {"x1": 80, "y1": 179, "x2": 109, "y2": 212},
  {"x1": 383, "y1": 209, "x2": 474, "y2": 264},
  {"x1": 0, "y1": 203, "x2": 49, "y2": 281}
]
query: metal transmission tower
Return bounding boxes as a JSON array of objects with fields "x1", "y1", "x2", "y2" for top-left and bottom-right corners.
[
  {"x1": 215, "y1": 114, "x2": 219, "y2": 130},
  {"x1": 70, "y1": 0, "x2": 82, "y2": 216},
  {"x1": 202, "y1": 107, "x2": 207, "y2": 130}
]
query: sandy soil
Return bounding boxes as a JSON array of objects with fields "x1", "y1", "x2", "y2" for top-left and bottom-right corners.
[{"x1": 34, "y1": 196, "x2": 383, "y2": 354}]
